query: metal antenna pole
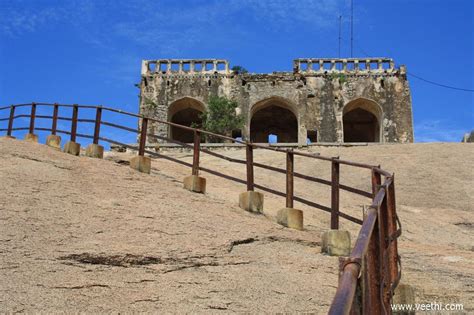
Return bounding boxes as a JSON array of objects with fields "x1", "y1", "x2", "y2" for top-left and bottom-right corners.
[
  {"x1": 351, "y1": 0, "x2": 354, "y2": 57},
  {"x1": 339, "y1": 15, "x2": 342, "y2": 58}
]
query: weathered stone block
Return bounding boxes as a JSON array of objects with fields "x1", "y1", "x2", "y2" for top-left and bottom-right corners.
[
  {"x1": 392, "y1": 283, "x2": 416, "y2": 315},
  {"x1": 64, "y1": 141, "x2": 81, "y2": 156},
  {"x1": 130, "y1": 156, "x2": 151, "y2": 174},
  {"x1": 239, "y1": 191, "x2": 264, "y2": 213},
  {"x1": 183, "y1": 175, "x2": 206, "y2": 193},
  {"x1": 321, "y1": 229, "x2": 351, "y2": 256},
  {"x1": 276, "y1": 208, "x2": 303, "y2": 230},
  {"x1": 24, "y1": 133, "x2": 38, "y2": 142},
  {"x1": 46, "y1": 134, "x2": 61, "y2": 149},
  {"x1": 85, "y1": 143, "x2": 104, "y2": 159}
]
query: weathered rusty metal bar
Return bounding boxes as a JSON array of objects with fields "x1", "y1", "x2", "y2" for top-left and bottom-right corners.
[
  {"x1": 286, "y1": 150, "x2": 294, "y2": 208},
  {"x1": 387, "y1": 175, "x2": 400, "y2": 292},
  {"x1": 331, "y1": 157, "x2": 340, "y2": 229},
  {"x1": 70, "y1": 104, "x2": 78, "y2": 142},
  {"x1": 138, "y1": 117, "x2": 148, "y2": 156},
  {"x1": 329, "y1": 206, "x2": 377, "y2": 315},
  {"x1": 378, "y1": 188, "x2": 391, "y2": 312},
  {"x1": 192, "y1": 130, "x2": 200, "y2": 176},
  {"x1": 371, "y1": 167, "x2": 382, "y2": 197},
  {"x1": 51, "y1": 103, "x2": 59, "y2": 135},
  {"x1": 29, "y1": 102, "x2": 36, "y2": 134},
  {"x1": 7, "y1": 105, "x2": 15, "y2": 136},
  {"x1": 246, "y1": 143, "x2": 254, "y2": 191},
  {"x1": 365, "y1": 209, "x2": 383, "y2": 314},
  {"x1": 93, "y1": 106, "x2": 102, "y2": 144},
  {"x1": 337, "y1": 257, "x2": 363, "y2": 315},
  {"x1": 329, "y1": 262, "x2": 360, "y2": 315}
]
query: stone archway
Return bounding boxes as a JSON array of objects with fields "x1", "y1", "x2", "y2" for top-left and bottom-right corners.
[
  {"x1": 168, "y1": 97, "x2": 205, "y2": 143},
  {"x1": 250, "y1": 97, "x2": 298, "y2": 143},
  {"x1": 343, "y1": 98, "x2": 382, "y2": 142}
]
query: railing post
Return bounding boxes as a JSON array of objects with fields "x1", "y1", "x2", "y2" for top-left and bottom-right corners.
[
  {"x1": 387, "y1": 174, "x2": 400, "y2": 294},
  {"x1": 286, "y1": 150, "x2": 294, "y2": 208},
  {"x1": 51, "y1": 103, "x2": 59, "y2": 135},
  {"x1": 371, "y1": 167, "x2": 382, "y2": 197},
  {"x1": 192, "y1": 130, "x2": 200, "y2": 176},
  {"x1": 93, "y1": 106, "x2": 102, "y2": 145},
  {"x1": 338, "y1": 256, "x2": 363, "y2": 315},
  {"x1": 70, "y1": 104, "x2": 78, "y2": 142},
  {"x1": 29, "y1": 102, "x2": 36, "y2": 135},
  {"x1": 378, "y1": 187, "x2": 391, "y2": 312},
  {"x1": 138, "y1": 117, "x2": 148, "y2": 156},
  {"x1": 331, "y1": 157, "x2": 340, "y2": 229},
  {"x1": 365, "y1": 207, "x2": 383, "y2": 314},
  {"x1": 7, "y1": 105, "x2": 15, "y2": 136},
  {"x1": 246, "y1": 144, "x2": 254, "y2": 191}
]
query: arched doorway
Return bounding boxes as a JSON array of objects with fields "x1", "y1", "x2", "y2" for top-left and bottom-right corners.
[
  {"x1": 168, "y1": 97, "x2": 205, "y2": 143},
  {"x1": 250, "y1": 97, "x2": 298, "y2": 143},
  {"x1": 343, "y1": 98, "x2": 382, "y2": 142}
]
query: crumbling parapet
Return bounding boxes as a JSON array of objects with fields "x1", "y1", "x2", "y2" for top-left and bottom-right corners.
[
  {"x1": 142, "y1": 59, "x2": 230, "y2": 76},
  {"x1": 294, "y1": 58, "x2": 397, "y2": 74}
]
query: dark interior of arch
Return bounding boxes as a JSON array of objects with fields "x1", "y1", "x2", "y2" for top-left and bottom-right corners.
[
  {"x1": 171, "y1": 108, "x2": 202, "y2": 143},
  {"x1": 250, "y1": 105, "x2": 298, "y2": 143},
  {"x1": 343, "y1": 108, "x2": 379, "y2": 142}
]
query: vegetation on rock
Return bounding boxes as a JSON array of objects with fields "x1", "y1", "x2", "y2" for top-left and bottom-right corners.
[{"x1": 196, "y1": 96, "x2": 244, "y2": 142}]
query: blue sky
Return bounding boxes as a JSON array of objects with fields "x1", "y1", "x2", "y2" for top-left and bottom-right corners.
[{"x1": 0, "y1": 0, "x2": 473, "y2": 143}]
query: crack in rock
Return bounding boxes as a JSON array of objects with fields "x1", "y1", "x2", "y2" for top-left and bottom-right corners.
[
  {"x1": 163, "y1": 261, "x2": 251, "y2": 274},
  {"x1": 10, "y1": 154, "x2": 72, "y2": 170},
  {"x1": 226, "y1": 236, "x2": 320, "y2": 253},
  {"x1": 59, "y1": 253, "x2": 161, "y2": 267},
  {"x1": 227, "y1": 237, "x2": 257, "y2": 252},
  {"x1": 131, "y1": 298, "x2": 160, "y2": 304},
  {"x1": 38, "y1": 283, "x2": 110, "y2": 290}
]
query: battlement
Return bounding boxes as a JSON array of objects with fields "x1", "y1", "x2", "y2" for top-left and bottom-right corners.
[
  {"x1": 293, "y1": 58, "x2": 403, "y2": 74},
  {"x1": 142, "y1": 59, "x2": 230, "y2": 76}
]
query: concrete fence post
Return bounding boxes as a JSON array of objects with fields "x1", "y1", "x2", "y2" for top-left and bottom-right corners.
[
  {"x1": 24, "y1": 102, "x2": 38, "y2": 142},
  {"x1": 184, "y1": 130, "x2": 206, "y2": 193},
  {"x1": 46, "y1": 103, "x2": 61, "y2": 149},
  {"x1": 130, "y1": 117, "x2": 151, "y2": 173},
  {"x1": 64, "y1": 104, "x2": 80, "y2": 155}
]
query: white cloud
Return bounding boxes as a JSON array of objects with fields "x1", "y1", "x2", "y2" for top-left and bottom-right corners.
[{"x1": 0, "y1": 5, "x2": 63, "y2": 36}]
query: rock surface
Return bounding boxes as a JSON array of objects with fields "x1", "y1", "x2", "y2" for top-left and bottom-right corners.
[
  {"x1": 0, "y1": 137, "x2": 335, "y2": 313},
  {"x1": 1, "y1": 138, "x2": 473, "y2": 313}
]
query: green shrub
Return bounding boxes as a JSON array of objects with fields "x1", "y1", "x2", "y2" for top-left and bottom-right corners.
[
  {"x1": 231, "y1": 65, "x2": 249, "y2": 74},
  {"x1": 197, "y1": 96, "x2": 244, "y2": 142}
]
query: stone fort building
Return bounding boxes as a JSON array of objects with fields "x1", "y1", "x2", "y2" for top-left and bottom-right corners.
[{"x1": 138, "y1": 58, "x2": 414, "y2": 145}]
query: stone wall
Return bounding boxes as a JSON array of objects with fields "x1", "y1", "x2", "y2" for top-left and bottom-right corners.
[{"x1": 139, "y1": 58, "x2": 414, "y2": 144}]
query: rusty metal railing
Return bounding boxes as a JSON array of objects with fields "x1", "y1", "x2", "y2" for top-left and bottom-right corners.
[{"x1": 0, "y1": 102, "x2": 401, "y2": 314}]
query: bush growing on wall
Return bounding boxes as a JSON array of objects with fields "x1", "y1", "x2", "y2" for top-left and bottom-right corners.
[{"x1": 197, "y1": 96, "x2": 244, "y2": 142}]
